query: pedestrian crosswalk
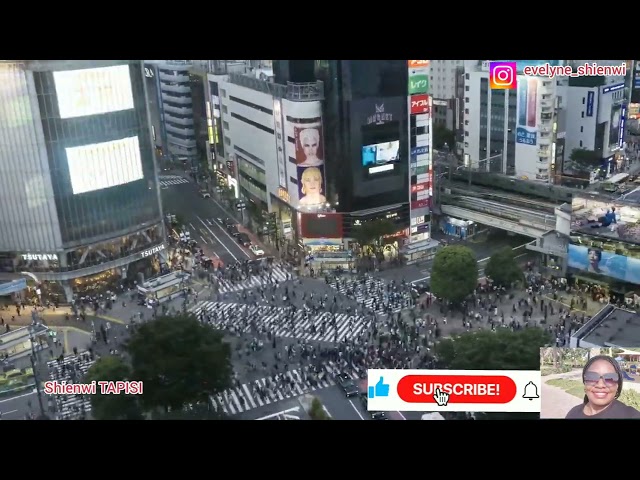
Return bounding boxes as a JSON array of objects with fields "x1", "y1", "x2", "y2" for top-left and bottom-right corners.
[
  {"x1": 212, "y1": 362, "x2": 361, "y2": 416},
  {"x1": 328, "y1": 276, "x2": 412, "y2": 314},
  {"x1": 215, "y1": 265, "x2": 293, "y2": 294},
  {"x1": 189, "y1": 301, "x2": 372, "y2": 343},
  {"x1": 159, "y1": 175, "x2": 190, "y2": 187}
]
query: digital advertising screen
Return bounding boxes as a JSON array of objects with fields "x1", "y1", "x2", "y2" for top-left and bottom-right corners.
[
  {"x1": 54, "y1": 65, "x2": 134, "y2": 119},
  {"x1": 362, "y1": 141, "x2": 400, "y2": 168},
  {"x1": 300, "y1": 213, "x2": 343, "y2": 239},
  {"x1": 66, "y1": 136, "x2": 144, "y2": 195},
  {"x1": 568, "y1": 243, "x2": 640, "y2": 284},
  {"x1": 361, "y1": 121, "x2": 401, "y2": 175},
  {"x1": 610, "y1": 104, "x2": 622, "y2": 147},
  {"x1": 572, "y1": 194, "x2": 640, "y2": 244}
]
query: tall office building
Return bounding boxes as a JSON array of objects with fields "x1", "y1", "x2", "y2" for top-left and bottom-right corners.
[
  {"x1": 203, "y1": 60, "x2": 433, "y2": 262},
  {"x1": 0, "y1": 60, "x2": 165, "y2": 302}
]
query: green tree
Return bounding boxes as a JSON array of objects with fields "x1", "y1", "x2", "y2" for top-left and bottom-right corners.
[
  {"x1": 126, "y1": 314, "x2": 233, "y2": 412},
  {"x1": 435, "y1": 328, "x2": 552, "y2": 420},
  {"x1": 351, "y1": 219, "x2": 397, "y2": 257},
  {"x1": 430, "y1": 245, "x2": 478, "y2": 304},
  {"x1": 432, "y1": 123, "x2": 456, "y2": 151},
  {"x1": 485, "y1": 247, "x2": 524, "y2": 288},
  {"x1": 84, "y1": 356, "x2": 144, "y2": 420},
  {"x1": 308, "y1": 397, "x2": 329, "y2": 420},
  {"x1": 569, "y1": 148, "x2": 601, "y2": 169}
]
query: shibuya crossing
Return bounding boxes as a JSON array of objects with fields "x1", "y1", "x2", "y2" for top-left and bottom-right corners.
[{"x1": 0, "y1": 60, "x2": 166, "y2": 302}]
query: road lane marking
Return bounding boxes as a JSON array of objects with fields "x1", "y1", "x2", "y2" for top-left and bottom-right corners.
[
  {"x1": 395, "y1": 411, "x2": 406, "y2": 420},
  {"x1": 412, "y1": 243, "x2": 531, "y2": 283},
  {"x1": 209, "y1": 217, "x2": 252, "y2": 260},
  {"x1": 196, "y1": 216, "x2": 239, "y2": 262},
  {"x1": 348, "y1": 399, "x2": 365, "y2": 420},
  {"x1": 0, "y1": 391, "x2": 36, "y2": 404},
  {"x1": 0, "y1": 409, "x2": 18, "y2": 418}
]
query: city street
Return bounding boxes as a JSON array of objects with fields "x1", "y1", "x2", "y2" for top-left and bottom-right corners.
[{"x1": 160, "y1": 174, "x2": 253, "y2": 266}]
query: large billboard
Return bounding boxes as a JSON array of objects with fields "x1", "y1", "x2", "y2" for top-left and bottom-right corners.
[
  {"x1": 54, "y1": 65, "x2": 134, "y2": 119},
  {"x1": 294, "y1": 123, "x2": 324, "y2": 167},
  {"x1": 516, "y1": 76, "x2": 538, "y2": 146},
  {"x1": 65, "y1": 136, "x2": 144, "y2": 195},
  {"x1": 568, "y1": 243, "x2": 640, "y2": 284},
  {"x1": 297, "y1": 165, "x2": 326, "y2": 208},
  {"x1": 408, "y1": 68, "x2": 429, "y2": 95},
  {"x1": 572, "y1": 194, "x2": 640, "y2": 244},
  {"x1": 294, "y1": 120, "x2": 326, "y2": 209},
  {"x1": 300, "y1": 213, "x2": 343, "y2": 238},
  {"x1": 610, "y1": 104, "x2": 622, "y2": 147}
]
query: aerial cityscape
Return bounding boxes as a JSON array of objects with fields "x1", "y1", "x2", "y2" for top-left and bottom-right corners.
[{"x1": 1, "y1": 59, "x2": 640, "y2": 420}]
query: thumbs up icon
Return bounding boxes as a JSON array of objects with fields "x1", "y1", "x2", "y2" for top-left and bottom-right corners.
[{"x1": 368, "y1": 377, "x2": 390, "y2": 398}]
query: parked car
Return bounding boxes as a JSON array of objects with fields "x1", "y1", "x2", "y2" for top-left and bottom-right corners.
[
  {"x1": 249, "y1": 244, "x2": 265, "y2": 256},
  {"x1": 223, "y1": 218, "x2": 236, "y2": 228},
  {"x1": 227, "y1": 224, "x2": 240, "y2": 236},
  {"x1": 199, "y1": 190, "x2": 211, "y2": 199}
]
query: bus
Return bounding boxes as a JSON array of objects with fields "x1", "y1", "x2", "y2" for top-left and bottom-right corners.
[{"x1": 601, "y1": 173, "x2": 630, "y2": 193}]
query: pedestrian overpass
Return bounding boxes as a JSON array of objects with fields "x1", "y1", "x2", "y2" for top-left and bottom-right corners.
[{"x1": 440, "y1": 204, "x2": 551, "y2": 238}]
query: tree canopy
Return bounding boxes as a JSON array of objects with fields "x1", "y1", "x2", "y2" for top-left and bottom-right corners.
[
  {"x1": 126, "y1": 314, "x2": 233, "y2": 412},
  {"x1": 485, "y1": 247, "x2": 524, "y2": 288},
  {"x1": 84, "y1": 356, "x2": 144, "y2": 420},
  {"x1": 435, "y1": 328, "x2": 551, "y2": 420},
  {"x1": 351, "y1": 219, "x2": 397, "y2": 253},
  {"x1": 430, "y1": 245, "x2": 478, "y2": 304},
  {"x1": 569, "y1": 148, "x2": 601, "y2": 169},
  {"x1": 308, "y1": 397, "x2": 330, "y2": 420},
  {"x1": 433, "y1": 123, "x2": 456, "y2": 151}
]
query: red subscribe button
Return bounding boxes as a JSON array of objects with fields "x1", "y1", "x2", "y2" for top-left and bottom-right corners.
[{"x1": 397, "y1": 375, "x2": 517, "y2": 404}]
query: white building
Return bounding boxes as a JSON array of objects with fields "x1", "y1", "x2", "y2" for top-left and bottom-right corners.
[
  {"x1": 430, "y1": 60, "x2": 465, "y2": 132},
  {"x1": 556, "y1": 71, "x2": 627, "y2": 176},
  {"x1": 205, "y1": 72, "x2": 324, "y2": 239},
  {"x1": 463, "y1": 61, "x2": 557, "y2": 181},
  {"x1": 144, "y1": 60, "x2": 197, "y2": 159}
]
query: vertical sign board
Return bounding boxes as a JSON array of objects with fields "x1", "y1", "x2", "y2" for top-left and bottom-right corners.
[
  {"x1": 407, "y1": 61, "x2": 432, "y2": 244},
  {"x1": 273, "y1": 99, "x2": 288, "y2": 189}
]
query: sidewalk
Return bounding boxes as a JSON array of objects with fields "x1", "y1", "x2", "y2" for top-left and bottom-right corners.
[{"x1": 541, "y1": 380, "x2": 579, "y2": 418}]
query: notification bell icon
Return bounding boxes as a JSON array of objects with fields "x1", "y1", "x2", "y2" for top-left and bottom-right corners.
[{"x1": 522, "y1": 381, "x2": 539, "y2": 401}]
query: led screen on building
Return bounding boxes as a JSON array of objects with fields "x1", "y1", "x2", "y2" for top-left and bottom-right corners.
[
  {"x1": 300, "y1": 213, "x2": 343, "y2": 238},
  {"x1": 66, "y1": 136, "x2": 144, "y2": 195},
  {"x1": 54, "y1": 65, "x2": 134, "y2": 119}
]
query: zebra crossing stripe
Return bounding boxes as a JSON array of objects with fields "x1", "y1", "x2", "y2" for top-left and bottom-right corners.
[
  {"x1": 212, "y1": 362, "x2": 360, "y2": 416},
  {"x1": 191, "y1": 301, "x2": 372, "y2": 343},
  {"x1": 328, "y1": 277, "x2": 411, "y2": 315},
  {"x1": 215, "y1": 266, "x2": 292, "y2": 294}
]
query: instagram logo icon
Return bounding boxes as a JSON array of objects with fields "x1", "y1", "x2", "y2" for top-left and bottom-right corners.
[{"x1": 490, "y1": 62, "x2": 517, "y2": 90}]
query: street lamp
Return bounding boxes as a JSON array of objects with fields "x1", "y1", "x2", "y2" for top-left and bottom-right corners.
[{"x1": 28, "y1": 326, "x2": 47, "y2": 419}]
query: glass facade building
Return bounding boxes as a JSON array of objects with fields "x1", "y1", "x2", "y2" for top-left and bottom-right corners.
[
  {"x1": 314, "y1": 60, "x2": 410, "y2": 225},
  {"x1": 0, "y1": 60, "x2": 165, "y2": 300}
]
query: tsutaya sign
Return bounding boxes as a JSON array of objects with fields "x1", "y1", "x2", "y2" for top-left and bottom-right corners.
[
  {"x1": 22, "y1": 253, "x2": 58, "y2": 261},
  {"x1": 367, "y1": 103, "x2": 393, "y2": 125},
  {"x1": 141, "y1": 244, "x2": 166, "y2": 258}
]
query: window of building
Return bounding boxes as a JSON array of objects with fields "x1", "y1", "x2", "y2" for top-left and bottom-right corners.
[
  {"x1": 581, "y1": 111, "x2": 585, "y2": 118},
  {"x1": 221, "y1": 89, "x2": 227, "y2": 97},
  {"x1": 580, "y1": 140, "x2": 583, "y2": 147},
  {"x1": 580, "y1": 126, "x2": 583, "y2": 133},
  {"x1": 223, "y1": 121, "x2": 229, "y2": 130},
  {"x1": 224, "y1": 136, "x2": 231, "y2": 145},
  {"x1": 465, "y1": 85, "x2": 470, "y2": 91},
  {"x1": 464, "y1": 131, "x2": 469, "y2": 137},
  {"x1": 582, "y1": 97, "x2": 585, "y2": 104},
  {"x1": 222, "y1": 105, "x2": 228, "y2": 114},
  {"x1": 465, "y1": 97, "x2": 469, "y2": 103}
]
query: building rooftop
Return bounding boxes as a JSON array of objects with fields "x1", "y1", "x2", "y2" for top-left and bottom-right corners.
[
  {"x1": 226, "y1": 73, "x2": 324, "y2": 102},
  {"x1": 572, "y1": 305, "x2": 640, "y2": 348}
]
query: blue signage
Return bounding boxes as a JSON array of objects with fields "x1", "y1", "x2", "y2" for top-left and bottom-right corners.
[
  {"x1": 634, "y1": 78, "x2": 640, "y2": 88},
  {"x1": 516, "y1": 127, "x2": 537, "y2": 146},
  {"x1": 619, "y1": 104, "x2": 627, "y2": 149},
  {"x1": 602, "y1": 83, "x2": 625, "y2": 94},
  {"x1": 0, "y1": 278, "x2": 27, "y2": 296},
  {"x1": 586, "y1": 91, "x2": 595, "y2": 117},
  {"x1": 568, "y1": 244, "x2": 640, "y2": 285},
  {"x1": 411, "y1": 146, "x2": 429, "y2": 156}
]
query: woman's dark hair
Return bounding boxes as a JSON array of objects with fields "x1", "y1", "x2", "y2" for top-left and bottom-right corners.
[{"x1": 582, "y1": 354, "x2": 624, "y2": 403}]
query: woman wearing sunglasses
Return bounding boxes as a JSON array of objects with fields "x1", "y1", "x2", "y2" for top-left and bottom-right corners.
[{"x1": 565, "y1": 355, "x2": 640, "y2": 419}]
